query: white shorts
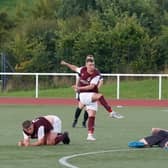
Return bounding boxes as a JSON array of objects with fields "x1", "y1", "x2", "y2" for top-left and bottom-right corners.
[
  {"x1": 79, "y1": 92, "x2": 98, "y2": 111},
  {"x1": 51, "y1": 116, "x2": 62, "y2": 133}
]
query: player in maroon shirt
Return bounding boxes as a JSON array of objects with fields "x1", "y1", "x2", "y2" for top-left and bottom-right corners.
[
  {"x1": 61, "y1": 56, "x2": 123, "y2": 141},
  {"x1": 72, "y1": 55, "x2": 104, "y2": 128},
  {"x1": 18, "y1": 115, "x2": 70, "y2": 146},
  {"x1": 72, "y1": 72, "x2": 103, "y2": 128}
]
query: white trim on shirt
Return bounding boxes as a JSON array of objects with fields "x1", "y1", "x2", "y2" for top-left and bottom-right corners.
[
  {"x1": 90, "y1": 75, "x2": 101, "y2": 85},
  {"x1": 23, "y1": 132, "x2": 30, "y2": 140},
  {"x1": 76, "y1": 67, "x2": 82, "y2": 73},
  {"x1": 37, "y1": 126, "x2": 45, "y2": 140}
]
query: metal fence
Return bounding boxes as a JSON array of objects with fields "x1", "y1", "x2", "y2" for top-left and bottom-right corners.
[{"x1": 0, "y1": 72, "x2": 168, "y2": 100}]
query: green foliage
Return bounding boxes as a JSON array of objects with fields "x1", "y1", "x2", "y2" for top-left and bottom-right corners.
[
  {"x1": 31, "y1": 0, "x2": 60, "y2": 19},
  {"x1": 0, "y1": 12, "x2": 15, "y2": 49},
  {"x1": 153, "y1": 26, "x2": 168, "y2": 70},
  {"x1": 1, "y1": 0, "x2": 168, "y2": 74},
  {"x1": 58, "y1": 0, "x2": 97, "y2": 18}
]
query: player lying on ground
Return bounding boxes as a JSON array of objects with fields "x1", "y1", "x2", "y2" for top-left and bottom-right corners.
[
  {"x1": 128, "y1": 128, "x2": 168, "y2": 149},
  {"x1": 18, "y1": 115, "x2": 70, "y2": 147}
]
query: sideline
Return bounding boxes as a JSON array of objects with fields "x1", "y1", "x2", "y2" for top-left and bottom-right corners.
[{"x1": 58, "y1": 148, "x2": 158, "y2": 168}]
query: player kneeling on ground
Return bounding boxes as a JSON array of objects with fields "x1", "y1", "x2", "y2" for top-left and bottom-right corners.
[
  {"x1": 18, "y1": 115, "x2": 70, "y2": 147},
  {"x1": 128, "y1": 128, "x2": 168, "y2": 150}
]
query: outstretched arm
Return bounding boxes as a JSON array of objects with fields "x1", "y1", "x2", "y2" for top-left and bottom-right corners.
[
  {"x1": 97, "y1": 79, "x2": 103, "y2": 89},
  {"x1": 27, "y1": 138, "x2": 45, "y2": 146},
  {"x1": 61, "y1": 60, "x2": 79, "y2": 72},
  {"x1": 18, "y1": 138, "x2": 30, "y2": 147},
  {"x1": 18, "y1": 138, "x2": 45, "y2": 147}
]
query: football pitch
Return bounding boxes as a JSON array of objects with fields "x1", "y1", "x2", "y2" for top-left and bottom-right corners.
[{"x1": 0, "y1": 105, "x2": 168, "y2": 168}]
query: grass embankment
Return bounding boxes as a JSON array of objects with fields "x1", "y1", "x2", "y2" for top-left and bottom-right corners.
[{"x1": 1, "y1": 79, "x2": 168, "y2": 99}]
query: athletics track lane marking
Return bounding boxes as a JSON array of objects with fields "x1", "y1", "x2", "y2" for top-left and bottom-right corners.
[{"x1": 58, "y1": 148, "x2": 159, "y2": 168}]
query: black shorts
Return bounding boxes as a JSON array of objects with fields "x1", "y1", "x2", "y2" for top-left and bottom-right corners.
[{"x1": 144, "y1": 130, "x2": 168, "y2": 148}]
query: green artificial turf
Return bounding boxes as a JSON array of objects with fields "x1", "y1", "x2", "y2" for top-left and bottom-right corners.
[{"x1": 0, "y1": 105, "x2": 168, "y2": 168}]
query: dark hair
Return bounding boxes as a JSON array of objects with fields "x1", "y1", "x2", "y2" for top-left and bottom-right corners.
[
  {"x1": 86, "y1": 55, "x2": 94, "y2": 60},
  {"x1": 86, "y1": 58, "x2": 94, "y2": 63},
  {"x1": 86, "y1": 55, "x2": 94, "y2": 64},
  {"x1": 22, "y1": 120, "x2": 32, "y2": 129}
]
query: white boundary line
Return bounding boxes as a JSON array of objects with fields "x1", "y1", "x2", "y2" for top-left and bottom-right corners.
[{"x1": 58, "y1": 148, "x2": 158, "y2": 168}]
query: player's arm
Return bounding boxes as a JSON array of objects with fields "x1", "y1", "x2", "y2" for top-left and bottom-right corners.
[
  {"x1": 75, "y1": 83, "x2": 96, "y2": 92},
  {"x1": 72, "y1": 74, "x2": 81, "y2": 93},
  {"x1": 97, "y1": 77, "x2": 103, "y2": 89},
  {"x1": 18, "y1": 132, "x2": 31, "y2": 147},
  {"x1": 75, "y1": 74, "x2": 80, "y2": 87},
  {"x1": 18, "y1": 138, "x2": 30, "y2": 147},
  {"x1": 61, "y1": 60, "x2": 79, "y2": 72},
  {"x1": 73, "y1": 75, "x2": 100, "y2": 92},
  {"x1": 18, "y1": 138, "x2": 45, "y2": 147},
  {"x1": 26, "y1": 138, "x2": 45, "y2": 146},
  {"x1": 22, "y1": 126, "x2": 46, "y2": 147},
  {"x1": 27, "y1": 126, "x2": 46, "y2": 146},
  {"x1": 23, "y1": 138, "x2": 30, "y2": 146}
]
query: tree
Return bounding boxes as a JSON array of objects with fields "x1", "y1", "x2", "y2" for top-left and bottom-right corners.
[
  {"x1": 0, "y1": 11, "x2": 15, "y2": 50},
  {"x1": 58, "y1": 0, "x2": 97, "y2": 18}
]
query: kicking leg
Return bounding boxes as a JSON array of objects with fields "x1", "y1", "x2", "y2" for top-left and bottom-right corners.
[
  {"x1": 92, "y1": 93, "x2": 111, "y2": 112},
  {"x1": 92, "y1": 93, "x2": 124, "y2": 119}
]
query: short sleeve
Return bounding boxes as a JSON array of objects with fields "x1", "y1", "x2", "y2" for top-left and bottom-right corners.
[
  {"x1": 76, "y1": 67, "x2": 82, "y2": 74},
  {"x1": 99, "y1": 75, "x2": 103, "y2": 81},
  {"x1": 23, "y1": 131, "x2": 30, "y2": 140},
  {"x1": 76, "y1": 73, "x2": 80, "y2": 79},
  {"x1": 37, "y1": 126, "x2": 45, "y2": 140},
  {"x1": 90, "y1": 75, "x2": 100, "y2": 85}
]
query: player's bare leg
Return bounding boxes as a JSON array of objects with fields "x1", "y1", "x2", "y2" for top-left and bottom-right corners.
[
  {"x1": 92, "y1": 93, "x2": 124, "y2": 119},
  {"x1": 46, "y1": 132, "x2": 70, "y2": 145},
  {"x1": 139, "y1": 138, "x2": 149, "y2": 145}
]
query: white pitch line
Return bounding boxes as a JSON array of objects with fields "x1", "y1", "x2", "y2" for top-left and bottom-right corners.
[
  {"x1": 58, "y1": 148, "x2": 157, "y2": 168},
  {"x1": 161, "y1": 110, "x2": 168, "y2": 112}
]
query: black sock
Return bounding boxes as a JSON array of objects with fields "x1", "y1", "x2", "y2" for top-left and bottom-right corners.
[
  {"x1": 74, "y1": 107, "x2": 82, "y2": 121},
  {"x1": 83, "y1": 110, "x2": 88, "y2": 123}
]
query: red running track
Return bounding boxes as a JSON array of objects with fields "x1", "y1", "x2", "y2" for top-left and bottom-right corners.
[{"x1": 0, "y1": 98, "x2": 168, "y2": 107}]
